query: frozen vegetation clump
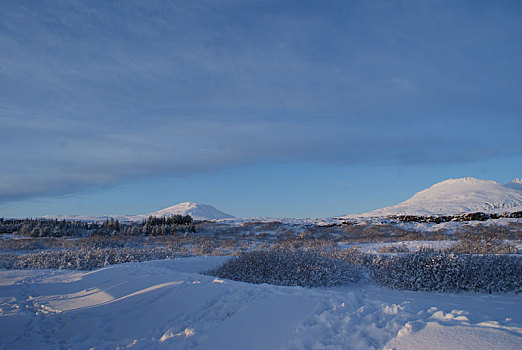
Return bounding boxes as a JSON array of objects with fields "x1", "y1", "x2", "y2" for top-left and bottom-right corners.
[
  {"x1": 205, "y1": 249, "x2": 361, "y2": 287},
  {"x1": 370, "y1": 249, "x2": 522, "y2": 293},
  {"x1": 0, "y1": 247, "x2": 189, "y2": 270}
]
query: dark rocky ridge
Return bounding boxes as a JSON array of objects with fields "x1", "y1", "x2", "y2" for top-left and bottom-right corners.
[{"x1": 387, "y1": 211, "x2": 522, "y2": 224}]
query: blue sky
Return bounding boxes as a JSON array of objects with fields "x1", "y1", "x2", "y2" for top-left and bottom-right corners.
[{"x1": 1, "y1": 0, "x2": 521, "y2": 218}]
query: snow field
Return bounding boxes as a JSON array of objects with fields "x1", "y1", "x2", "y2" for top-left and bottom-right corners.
[{"x1": 1, "y1": 257, "x2": 521, "y2": 349}]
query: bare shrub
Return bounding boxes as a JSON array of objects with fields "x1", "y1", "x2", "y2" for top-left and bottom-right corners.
[
  {"x1": 338, "y1": 223, "x2": 428, "y2": 243},
  {"x1": 448, "y1": 230, "x2": 518, "y2": 254}
]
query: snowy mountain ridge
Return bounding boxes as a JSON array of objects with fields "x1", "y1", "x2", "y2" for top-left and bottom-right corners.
[{"x1": 354, "y1": 177, "x2": 522, "y2": 217}]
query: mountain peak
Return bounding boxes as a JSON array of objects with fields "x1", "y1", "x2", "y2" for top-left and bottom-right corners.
[
  {"x1": 162, "y1": 201, "x2": 200, "y2": 209},
  {"x1": 432, "y1": 177, "x2": 498, "y2": 187}
]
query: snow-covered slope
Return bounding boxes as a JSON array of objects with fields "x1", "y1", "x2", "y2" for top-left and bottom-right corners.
[
  {"x1": 357, "y1": 177, "x2": 522, "y2": 217},
  {"x1": 148, "y1": 202, "x2": 234, "y2": 221}
]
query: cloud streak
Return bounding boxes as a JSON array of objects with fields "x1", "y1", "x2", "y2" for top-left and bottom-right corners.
[{"x1": 1, "y1": 0, "x2": 521, "y2": 203}]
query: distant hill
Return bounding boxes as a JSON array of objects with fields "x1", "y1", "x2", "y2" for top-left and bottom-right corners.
[
  {"x1": 353, "y1": 177, "x2": 522, "y2": 217},
  {"x1": 43, "y1": 201, "x2": 234, "y2": 222}
]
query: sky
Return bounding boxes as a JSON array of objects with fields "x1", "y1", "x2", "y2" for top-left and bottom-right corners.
[{"x1": 1, "y1": 0, "x2": 521, "y2": 218}]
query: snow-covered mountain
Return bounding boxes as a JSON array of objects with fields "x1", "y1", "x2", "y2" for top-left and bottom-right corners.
[
  {"x1": 355, "y1": 177, "x2": 522, "y2": 217},
  {"x1": 148, "y1": 202, "x2": 234, "y2": 221},
  {"x1": 43, "y1": 202, "x2": 234, "y2": 222}
]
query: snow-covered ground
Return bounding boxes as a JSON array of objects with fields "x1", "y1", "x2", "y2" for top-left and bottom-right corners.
[{"x1": 1, "y1": 257, "x2": 520, "y2": 349}]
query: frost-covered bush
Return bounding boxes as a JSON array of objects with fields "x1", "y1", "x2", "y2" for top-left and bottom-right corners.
[
  {"x1": 0, "y1": 247, "x2": 190, "y2": 270},
  {"x1": 448, "y1": 230, "x2": 518, "y2": 254},
  {"x1": 205, "y1": 249, "x2": 361, "y2": 287},
  {"x1": 371, "y1": 249, "x2": 522, "y2": 293}
]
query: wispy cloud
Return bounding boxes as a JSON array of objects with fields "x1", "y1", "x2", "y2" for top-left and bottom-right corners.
[{"x1": 1, "y1": 0, "x2": 521, "y2": 203}]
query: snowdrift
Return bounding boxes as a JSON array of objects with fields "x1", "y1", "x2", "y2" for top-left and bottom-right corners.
[{"x1": 1, "y1": 257, "x2": 521, "y2": 349}]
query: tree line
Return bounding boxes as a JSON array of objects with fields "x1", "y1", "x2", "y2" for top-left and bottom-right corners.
[{"x1": 0, "y1": 215, "x2": 195, "y2": 238}]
